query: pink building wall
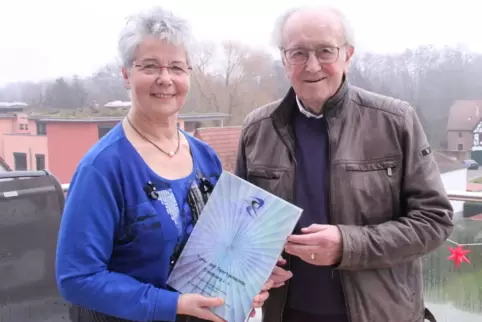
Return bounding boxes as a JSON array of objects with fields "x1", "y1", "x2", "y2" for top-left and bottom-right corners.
[
  {"x1": 2, "y1": 134, "x2": 48, "y2": 170},
  {"x1": 47, "y1": 123, "x2": 98, "y2": 184},
  {"x1": 1, "y1": 114, "x2": 48, "y2": 172},
  {"x1": 47, "y1": 122, "x2": 118, "y2": 184},
  {"x1": 0, "y1": 117, "x2": 14, "y2": 158},
  {"x1": 0, "y1": 114, "x2": 204, "y2": 183}
]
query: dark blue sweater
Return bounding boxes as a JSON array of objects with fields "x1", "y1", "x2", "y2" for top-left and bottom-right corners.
[
  {"x1": 287, "y1": 108, "x2": 348, "y2": 318},
  {"x1": 56, "y1": 123, "x2": 222, "y2": 321}
]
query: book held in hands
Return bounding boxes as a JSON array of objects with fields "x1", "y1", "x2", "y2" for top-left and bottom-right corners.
[{"x1": 167, "y1": 171, "x2": 302, "y2": 322}]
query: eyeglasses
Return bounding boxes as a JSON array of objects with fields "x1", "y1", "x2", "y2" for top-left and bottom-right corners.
[
  {"x1": 282, "y1": 45, "x2": 344, "y2": 65},
  {"x1": 134, "y1": 62, "x2": 192, "y2": 76}
]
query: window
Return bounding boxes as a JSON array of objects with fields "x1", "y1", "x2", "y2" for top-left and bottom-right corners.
[
  {"x1": 19, "y1": 124, "x2": 24, "y2": 130},
  {"x1": 458, "y1": 143, "x2": 464, "y2": 151},
  {"x1": 25, "y1": 124, "x2": 28, "y2": 130},
  {"x1": 36, "y1": 122, "x2": 47, "y2": 135},
  {"x1": 458, "y1": 131, "x2": 463, "y2": 138},
  {"x1": 13, "y1": 152, "x2": 27, "y2": 170},
  {"x1": 36, "y1": 154, "x2": 45, "y2": 170},
  {"x1": 98, "y1": 124, "x2": 115, "y2": 139}
]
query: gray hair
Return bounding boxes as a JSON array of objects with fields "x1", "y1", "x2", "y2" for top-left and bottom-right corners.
[
  {"x1": 118, "y1": 6, "x2": 194, "y2": 69},
  {"x1": 271, "y1": 5, "x2": 355, "y2": 49}
]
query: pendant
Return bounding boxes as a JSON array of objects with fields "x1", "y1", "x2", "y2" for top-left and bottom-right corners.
[{"x1": 168, "y1": 151, "x2": 175, "y2": 157}]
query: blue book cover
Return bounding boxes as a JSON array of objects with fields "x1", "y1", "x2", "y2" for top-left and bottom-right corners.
[{"x1": 167, "y1": 171, "x2": 302, "y2": 322}]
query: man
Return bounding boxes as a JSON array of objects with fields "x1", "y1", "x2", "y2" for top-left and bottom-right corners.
[{"x1": 235, "y1": 5, "x2": 453, "y2": 322}]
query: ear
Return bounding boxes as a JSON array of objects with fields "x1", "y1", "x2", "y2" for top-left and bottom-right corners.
[
  {"x1": 279, "y1": 49, "x2": 287, "y2": 67},
  {"x1": 121, "y1": 67, "x2": 130, "y2": 89},
  {"x1": 343, "y1": 46, "x2": 355, "y2": 74}
]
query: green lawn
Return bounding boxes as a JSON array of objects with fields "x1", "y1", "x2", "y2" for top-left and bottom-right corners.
[{"x1": 470, "y1": 177, "x2": 482, "y2": 184}]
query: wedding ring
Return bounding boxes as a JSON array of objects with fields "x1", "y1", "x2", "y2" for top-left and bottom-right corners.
[{"x1": 310, "y1": 253, "x2": 316, "y2": 261}]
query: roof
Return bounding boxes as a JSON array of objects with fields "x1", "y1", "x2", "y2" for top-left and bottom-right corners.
[
  {"x1": 29, "y1": 112, "x2": 230, "y2": 123},
  {"x1": 447, "y1": 100, "x2": 482, "y2": 131},
  {"x1": 194, "y1": 126, "x2": 241, "y2": 172},
  {"x1": 0, "y1": 156, "x2": 11, "y2": 172},
  {"x1": 434, "y1": 151, "x2": 467, "y2": 173},
  {"x1": 0, "y1": 113, "x2": 15, "y2": 119}
]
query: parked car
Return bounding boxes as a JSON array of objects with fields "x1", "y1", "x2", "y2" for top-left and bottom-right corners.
[{"x1": 463, "y1": 159, "x2": 479, "y2": 170}]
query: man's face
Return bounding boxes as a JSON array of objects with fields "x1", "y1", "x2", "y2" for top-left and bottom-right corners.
[{"x1": 281, "y1": 10, "x2": 354, "y2": 110}]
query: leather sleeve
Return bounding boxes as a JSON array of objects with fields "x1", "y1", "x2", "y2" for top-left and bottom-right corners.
[
  {"x1": 336, "y1": 104, "x2": 454, "y2": 270},
  {"x1": 234, "y1": 125, "x2": 248, "y2": 180}
]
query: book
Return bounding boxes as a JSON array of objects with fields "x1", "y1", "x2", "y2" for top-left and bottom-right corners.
[{"x1": 167, "y1": 171, "x2": 302, "y2": 322}]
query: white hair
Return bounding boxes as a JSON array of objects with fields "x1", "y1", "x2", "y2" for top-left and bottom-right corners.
[
  {"x1": 118, "y1": 6, "x2": 194, "y2": 69},
  {"x1": 271, "y1": 5, "x2": 355, "y2": 49}
]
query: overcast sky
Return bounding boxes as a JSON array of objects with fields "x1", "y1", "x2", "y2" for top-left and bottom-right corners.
[{"x1": 0, "y1": 0, "x2": 479, "y2": 85}]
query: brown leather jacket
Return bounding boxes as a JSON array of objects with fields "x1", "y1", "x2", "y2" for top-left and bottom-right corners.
[{"x1": 234, "y1": 80, "x2": 453, "y2": 322}]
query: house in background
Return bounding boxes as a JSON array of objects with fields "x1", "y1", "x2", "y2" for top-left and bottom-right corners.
[
  {"x1": 0, "y1": 111, "x2": 229, "y2": 184},
  {"x1": 434, "y1": 151, "x2": 468, "y2": 219},
  {"x1": 446, "y1": 100, "x2": 482, "y2": 161},
  {"x1": 194, "y1": 126, "x2": 241, "y2": 172}
]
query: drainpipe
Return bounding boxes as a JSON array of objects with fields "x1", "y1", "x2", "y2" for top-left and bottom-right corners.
[{"x1": 28, "y1": 148, "x2": 33, "y2": 170}]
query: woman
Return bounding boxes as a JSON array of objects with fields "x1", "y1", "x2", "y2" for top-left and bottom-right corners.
[{"x1": 56, "y1": 6, "x2": 271, "y2": 322}]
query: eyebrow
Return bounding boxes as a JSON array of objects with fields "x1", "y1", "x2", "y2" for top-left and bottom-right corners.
[
  {"x1": 288, "y1": 42, "x2": 339, "y2": 49},
  {"x1": 139, "y1": 58, "x2": 187, "y2": 65}
]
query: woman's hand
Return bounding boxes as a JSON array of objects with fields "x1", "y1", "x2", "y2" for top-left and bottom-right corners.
[
  {"x1": 177, "y1": 294, "x2": 225, "y2": 321},
  {"x1": 269, "y1": 256, "x2": 293, "y2": 288}
]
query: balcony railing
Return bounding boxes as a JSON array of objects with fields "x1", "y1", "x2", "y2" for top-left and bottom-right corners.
[
  {"x1": 60, "y1": 184, "x2": 482, "y2": 321},
  {"x1": 1, "y1": 171, "x2": 481, "y2": 322},
  {"x1": 423, "y1": 190, "x2": 482, "y2": 321}
]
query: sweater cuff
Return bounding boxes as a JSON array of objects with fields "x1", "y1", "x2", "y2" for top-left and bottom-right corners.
[{"x1": 153, "y1": 289, "x2": 180, "y2": 321}]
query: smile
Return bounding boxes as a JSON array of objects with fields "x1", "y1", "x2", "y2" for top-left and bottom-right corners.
[
  {"x1": 305, "y1": 77, "x2": 326, "y2": 83},
  {"x1": 151, "y1": 93, "x2": 175, "y2": 99}
]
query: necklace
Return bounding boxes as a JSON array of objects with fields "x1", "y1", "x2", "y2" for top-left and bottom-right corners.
[{"x1": 126, "y1": 116, "x2": 180, "y2": 158}]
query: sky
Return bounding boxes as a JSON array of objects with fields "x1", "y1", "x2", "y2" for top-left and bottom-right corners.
[{"x1": 0, "y1": 0, "x2": 480, "y2": 85}]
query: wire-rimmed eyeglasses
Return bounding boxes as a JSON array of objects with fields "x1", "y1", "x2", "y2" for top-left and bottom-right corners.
[
  {"x1": 134, "y1": 62, "x2": 192, "y2": 76},
  {"x1": 282, "y1": 45, "x2": 345, "y2": 65}
]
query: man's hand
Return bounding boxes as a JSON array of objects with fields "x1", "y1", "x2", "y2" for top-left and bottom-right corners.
[
  {"x1": 284, "y1": 224, "x2": 342, "y2": 266},
  {"x1": 177, "y1": 294, "x2": 225, "y2": 321}
]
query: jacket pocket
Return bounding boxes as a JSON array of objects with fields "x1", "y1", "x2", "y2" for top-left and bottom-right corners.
[
  {"x1": 246, "y1": 167, "x2": 288, "y2": 198},
  {"x1": 247, "y1": 167, "x2": 284, "y2": 179},
  {"x1": 343, "y1": 160, "x2": 397, "y2": 176},
  {"x1": 340, "y1": 159, "x2": 400, "y2": 224}
]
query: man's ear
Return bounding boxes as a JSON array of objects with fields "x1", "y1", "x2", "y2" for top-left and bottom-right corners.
[
  {"x1": 343, "y1": 46, "x2": 355, "y2": 74},
  {"x1": 121, "y1": 67, "x2": 130, "y2": 89}
]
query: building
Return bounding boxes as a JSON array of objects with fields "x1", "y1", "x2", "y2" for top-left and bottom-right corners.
[
  {"x1": 434, "y1": 152, "x2": 468, "y2": 218},
  {"x1": 0, "y1": 110, "x2": 228, "y2": 184},
  {"x1": 194, "y1": 126, "x2": 241, "y2": 172},
  {"x1": 446, "y1": 100, "x2": 482, "y2": 161}
]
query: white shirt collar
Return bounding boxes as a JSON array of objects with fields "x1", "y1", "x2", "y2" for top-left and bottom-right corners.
[{"x1": 296, "y1": 96, "x2": 324, "y2": 119}]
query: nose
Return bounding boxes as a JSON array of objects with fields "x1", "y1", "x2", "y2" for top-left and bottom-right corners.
[
  {"x1": 156, "y1": 68, "x2": 173, "y2": 85},
  {"x1": 305, "y1": 52, "x2": 322, "y2": 73}
]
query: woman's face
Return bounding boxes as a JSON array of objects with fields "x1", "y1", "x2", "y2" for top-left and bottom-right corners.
[{"x1": 123, "y1": 36, "x2": 191, "y2": 119}]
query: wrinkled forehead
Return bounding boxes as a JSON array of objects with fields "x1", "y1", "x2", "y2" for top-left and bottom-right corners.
[{"x1": 282, "y1": 10, "x2": 345, "y2": 49}]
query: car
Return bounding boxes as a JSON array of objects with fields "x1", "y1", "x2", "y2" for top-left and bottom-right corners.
[{"x1": 463, "y1": 159, "x2": 479, "y2": 170}]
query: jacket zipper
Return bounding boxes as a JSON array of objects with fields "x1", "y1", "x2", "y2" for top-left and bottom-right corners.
[
  {"x1": 272, "y1": 124, "x2": 295, "y2": 322},
  {"x1": 325, "y1": 117, "x2": 352, "y2": 322},
  {"x1": 387, "y1": 167, "x2": 393, "y2": 177}
]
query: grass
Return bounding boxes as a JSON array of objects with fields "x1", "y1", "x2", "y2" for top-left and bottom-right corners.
[{"x1": 470, "y1": 177, "x2": 482, "y2": 184}]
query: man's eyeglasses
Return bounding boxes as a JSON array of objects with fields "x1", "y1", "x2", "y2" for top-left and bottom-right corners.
[
  {"x1": 134, "y1": 62, "x2": 192, "y2": 76},
  {"x1": 282, "y1": 45, "x2": 344, "y2": 65}
]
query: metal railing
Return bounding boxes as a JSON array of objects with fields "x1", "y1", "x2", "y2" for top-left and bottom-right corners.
[{"x1": 59, "y1": 183, "x2": 482, "y2": 203}]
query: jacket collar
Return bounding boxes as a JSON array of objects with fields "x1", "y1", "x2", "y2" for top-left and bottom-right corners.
[{"x1": 272, "y1": 75, "x2": 350, "y2": 127}]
